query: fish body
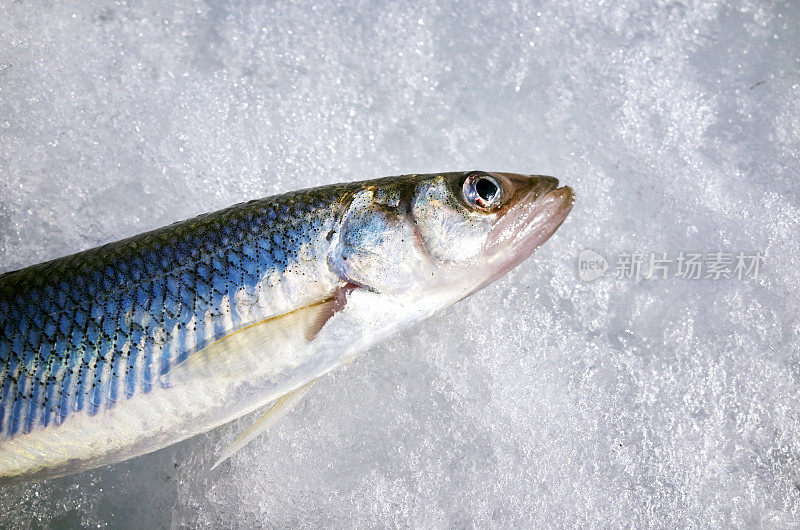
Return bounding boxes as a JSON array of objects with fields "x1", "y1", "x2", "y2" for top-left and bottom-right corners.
[{"x1": 0, "y1": 172, "x2": 574, "y2": 482}]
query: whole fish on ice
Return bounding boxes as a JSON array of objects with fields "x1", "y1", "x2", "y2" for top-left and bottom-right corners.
[{"x1": 0, "y1": 171, "x2": 574, "y2": 482}]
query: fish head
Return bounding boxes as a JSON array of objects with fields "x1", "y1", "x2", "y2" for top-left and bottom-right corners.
[{"x1": 329, "y1": 171, "x2": 574, "y2": 302}]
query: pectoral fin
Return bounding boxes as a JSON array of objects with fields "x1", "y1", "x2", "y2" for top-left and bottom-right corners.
[
  {"x1": 211, "y1": 378, "x2": 320, "y2": 470},
  {"x1": 162, "y1": 298, "x2": 337, "y2": 385}
]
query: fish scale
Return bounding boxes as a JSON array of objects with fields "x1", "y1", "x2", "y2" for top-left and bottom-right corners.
[{"x1": 0, "y1": 183, "x2": 351, "y2": 440}]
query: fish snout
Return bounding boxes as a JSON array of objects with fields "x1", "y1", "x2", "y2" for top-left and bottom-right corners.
[{"x1": 481, "y1": 173, "x2": 574, "y2": 278}]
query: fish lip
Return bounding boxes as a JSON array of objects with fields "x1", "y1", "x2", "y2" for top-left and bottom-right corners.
[
  {"x1": 515, "y1": 182, "x2": 575, "y2": 248},
  {"x1": 481, "y1": 178, "x2": 575, "y2": 281},
  {"x1": 505, "y1": 182, "x2": 574, "y2": 249}
]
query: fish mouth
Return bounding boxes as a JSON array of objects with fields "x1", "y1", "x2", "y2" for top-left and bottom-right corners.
[{"x1": 483, "y1": 173, "x2": 575, "y2": 280}]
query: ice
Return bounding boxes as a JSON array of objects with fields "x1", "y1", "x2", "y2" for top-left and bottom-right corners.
[{"x1": 1, "y1": 0, "x2": 799, "y2": 526}]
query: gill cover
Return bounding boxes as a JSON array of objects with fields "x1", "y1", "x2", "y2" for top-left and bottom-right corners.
[
  {"x1": 328, "y1": 186, "x2": 431, "y2": 295},
  {"x1": 409, "y1": 173, "x2": 496, "y2": 262}
]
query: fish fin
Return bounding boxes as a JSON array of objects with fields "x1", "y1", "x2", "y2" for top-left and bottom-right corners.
[
  {"x1": 211, "y1": 377, "x2": 320, "y2": 470},
  {"x1": 162, "y1": 298, "x2": 337, "y2": 385}
]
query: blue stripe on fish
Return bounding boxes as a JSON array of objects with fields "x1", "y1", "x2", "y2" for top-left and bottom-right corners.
[
  {"x1": 124, "y1": 342, "x2": 138, "y2": 399},
  {"x1": 23, "y1": 370, "x2": 41, "y2": 433},
  {"x1": 0, "y1": 367, "x2": 7, "y2": 434},
  {"x1": 7, "y1": 376, "x2": 25, "y2": 437},
  {"x1": 41, "y1": 365, "x2": 56, "y2": 428},
  {"x1": 107, "y1": 346, "x2": 120, "y2": 408}
]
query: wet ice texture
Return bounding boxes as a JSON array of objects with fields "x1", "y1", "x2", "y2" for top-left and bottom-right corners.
[{"x1": 1, "y1": 0, "x2": 799, "y2": 527}]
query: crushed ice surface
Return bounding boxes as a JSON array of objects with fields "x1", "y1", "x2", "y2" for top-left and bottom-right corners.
[{"x1": 1, "y1": 0, "x2": 799, "y2": 526}]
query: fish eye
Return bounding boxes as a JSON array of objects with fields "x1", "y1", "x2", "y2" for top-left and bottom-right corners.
[{"x1": 462, "y1": 172, "x2": 502, "y2": 210}]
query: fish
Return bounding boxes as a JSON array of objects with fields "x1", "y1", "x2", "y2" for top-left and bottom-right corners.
[{"x1": 0, "y1": 171, "x2": 574, "y2": 482}]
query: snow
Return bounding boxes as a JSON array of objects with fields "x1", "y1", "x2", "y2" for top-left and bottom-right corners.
[{"x1": 2, "y1": 0, "x2": 800, "y2": 526}]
